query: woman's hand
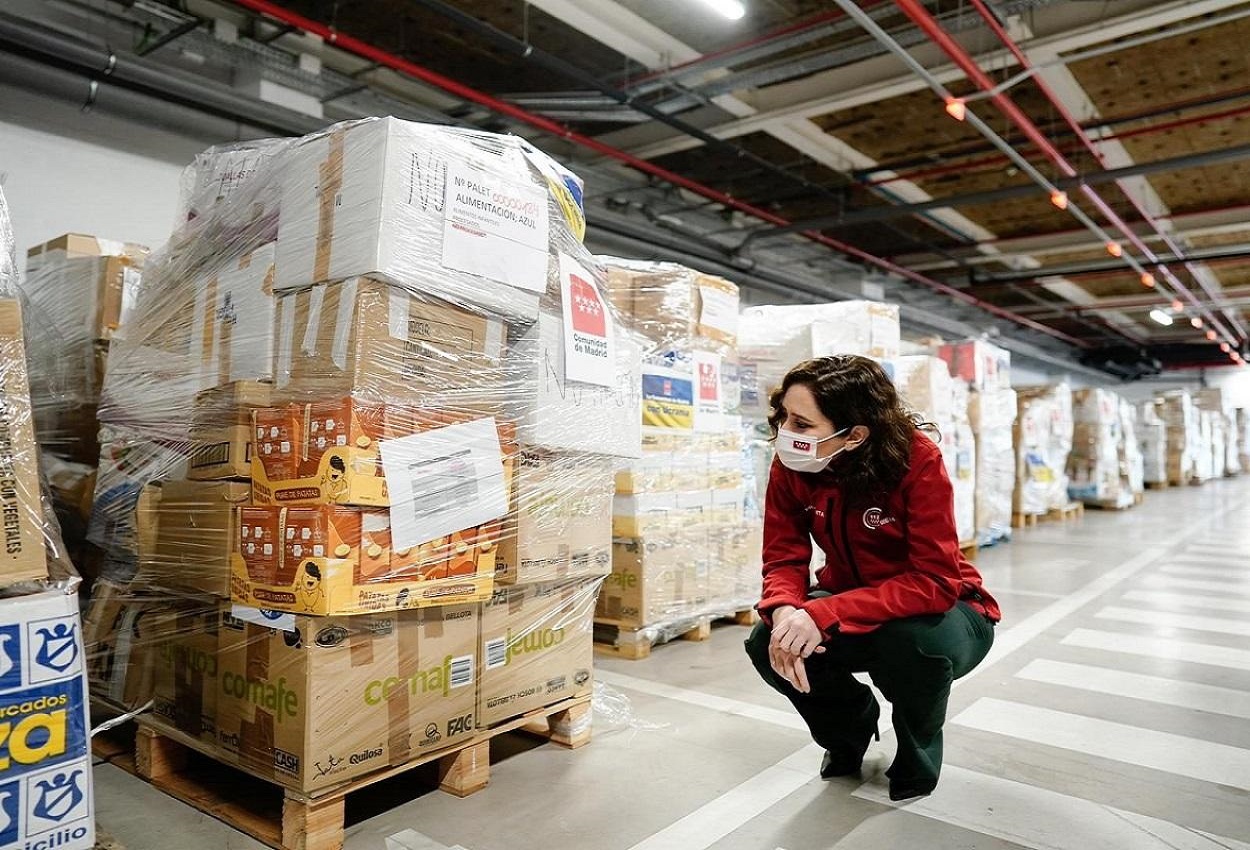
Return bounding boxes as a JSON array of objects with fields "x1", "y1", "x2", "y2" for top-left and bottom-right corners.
[
  {"x1": 769, "y1": 641, "x2": 811, "y2": 693},
  {"x1": 771, "y1": 607, "x2": 826, "y2": 659}
]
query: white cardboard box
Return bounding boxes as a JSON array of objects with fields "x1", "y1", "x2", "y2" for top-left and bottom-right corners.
[
  {"x1": 274, "y1": 118, "x2": 549, "y2": 322},
  {"x1": 0, "y1": 589, "x2": 95, "y2": 850}
]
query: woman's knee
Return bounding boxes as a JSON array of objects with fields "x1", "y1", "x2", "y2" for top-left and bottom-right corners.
[{"x1": 744, "y1": 621, "x2": 773, "y2": 663}]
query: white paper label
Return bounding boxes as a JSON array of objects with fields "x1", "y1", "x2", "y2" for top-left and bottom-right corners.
[
  {"x1": 388, "y1": 288, "x2": 410, "y2": 340},
  {"x1": 119, "y1": 266, "x2": 142, "y2": 330},
  {"x1": 693, "y1": 350, "x2": 724, "y2": 432},
  {"x1": 231, "y1": 604, "x2": 297, "y2": 633},
  {"x1": 559, "y1": 253, "x2": 615, "y2": 388},
  {"x1": 441, "y1": 161, "x2": 549, "y2": 293},
  {"x1": 303, "y1": 284, "x2": 326, "y2": 355},
  {"x1": 332, "y1": 277, "x2": 358, "y2": 370},
  {"x1": 698, "y1": 285, "x2": 739, "y2": 338},
  {"x1": 277, "y1": 296, "x2": 295, "y2": 388},
  {"x1": 380, "y1": 417, "x2": 509, "y2": 550}
]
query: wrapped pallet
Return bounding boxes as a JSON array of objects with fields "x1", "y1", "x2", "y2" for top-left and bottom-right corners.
[
  {"x1": 969, "y1": 387, "x2": 1017, "y2": 546},
  {"x1": 1067, "y1": 389, "x2": 1133, "y2": 508},
  {"x1": 1157, "y1": 391, "x2": 1200, "y2": 485},
  {"x1": 1013, "y1": 384, "x2": 1074, "y2": 517},
  {"x1": 1239, "y1": 408, "x2": 1250, "y2": 472},
  {"x1": 1138, "y1": 402, "x2": 1167, "y2": 487},
  {"x1": 79, "y1": 118, "x2": 626, "y2": 796},
  {"x1": 949, "y1": 382, "x2": 977, "y2": 545},
  {"x1": 1120, "y1": 399, "x2": 1145, "y2": 498}
]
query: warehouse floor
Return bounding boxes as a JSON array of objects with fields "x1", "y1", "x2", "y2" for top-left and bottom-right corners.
[{"x1": 93, "y1": 478, "x2": 1250, "y2": 850}]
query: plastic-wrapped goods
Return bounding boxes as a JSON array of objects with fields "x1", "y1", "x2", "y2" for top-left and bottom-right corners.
[
  {"x1": 738, "y1": 301, "x2": 900, "y2": 418},
  {"x1": 1194, "y1": 411, "x2": 1215, "y2": 482},
  {"x1": 1120, "y1": 400, "x2": 1144, "y2": 497},
  {"x1": 1157, "y1": 391, "x2": 1200, "y2": 485},
  {"x1": 891, "y1": 355, "x2": 954, "y2": 426},
  {"x1": 968, "y1": 388, "x2": 1016, "y2": 545},
  {"x1": 1211, "y1": 412, "x2": 1227, "y2": 479},
  {"x1": 1239, "y1": 408, "x2": 1250, "y2": 472},
  {"x1": 77, "y1": 116, "x2": 626, "y2": 795},
  {"x1": 1013, "y1": 384, "x2": 1074, "y2": 516},
  {"x1": 938, "y1": 339, "x2": 1011, "y2": 392},
  {"x1": 1226, "y1": 411, "x2": 1242, "y2": 476},
  {"x1": 949, "y1": 382, "x2": 977, "y2": 545},
  {"x1": 1139, "y1": 402, "x2": 1167, "y2": 486},
  {"x1": 603, "y1": 257, "x2": 739, "y2": 356},
  {"x1": 1067, "y1": 389, "x2": 1133, "y2": 508},
  {"x1": 176, "y1": 136, "x2": 289, "y2": 226}
]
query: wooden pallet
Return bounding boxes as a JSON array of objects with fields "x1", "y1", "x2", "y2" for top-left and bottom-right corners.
[
  {"x1": 959, "y1": 541, "x2": 978, "y2": 562},
  {"x1": 1011, "y1": 512, "x2": 1041, "y2": 530},
  {"x1": 1044, "y1": 502, "x2": 1085, "y2": 523},
  {"x1": 104, "y1": 696, "x2": 591, "y2": 850},
  {"x1": 1135, "y1": 492, "x2": 1145, "y2": 506},
  {"x1": 594, "y1": 608, "x2": 758, "y2": 660},
  {"x1": 1084, "y1": 500, "x2": 1136, "y2": 511},
  {"x1": 1144, "y1": 480, "x2": 1170, "y2": 490}
]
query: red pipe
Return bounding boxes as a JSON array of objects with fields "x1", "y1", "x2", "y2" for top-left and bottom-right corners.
[
  {"x1": 958, "y1": 0, "x2": 1243, "y2": 346},
  {"x1": 227, "y1": 0, "x2": 1088, "y2": 347}
]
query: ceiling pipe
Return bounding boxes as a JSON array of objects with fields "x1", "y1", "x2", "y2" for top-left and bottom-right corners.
[
  {"x1": 963, "y1": 0, "x2": 1248, "y2": 345},
  {"x1": 223, "y1": 0, "x2": 1088, "y2": 349}
]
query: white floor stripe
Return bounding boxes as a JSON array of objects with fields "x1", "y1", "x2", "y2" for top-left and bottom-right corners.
[
  {"x1": 953, "y1": 697, "x2": 1250, "y2": 790},
  {"x1": 1016, "y1": 659, "x2": 1250, "y2": 719},
  {"x1": 850, "y1": 765, "x2": 1250, "y2": 850},
  {"x1": 1063, "y1": 628, "x2": 1250, "y2": 672},
  {"x1": 1122, "y1": 589, "x2": 1250, "y2": 615},
  {"x1": 1162, "y1": 564, "x2": 1250, "y2": 580},
  {"x1": 624, "y1": 743, "x2": 824, "y2": 850},
  {"x1": 1096, "y1": 606, "x2": 1250, "y2": 638},
  {"x1": 990, "y1": 587, "x2": 1065, "y2": 600},
  {"x1": 1141, "y1": 574, "x2": 1250, "y2": 596},
  {"x1": 1186, "y1": 543, "x2": 1250, "y2": 556},
  {"x1": 594, "y1": 670, "x2": 811, "y2": 733}
]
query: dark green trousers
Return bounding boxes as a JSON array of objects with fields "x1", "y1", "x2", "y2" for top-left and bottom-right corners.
[{"x1": 745, "y1": 600, "x2": 994, "y2": 793}]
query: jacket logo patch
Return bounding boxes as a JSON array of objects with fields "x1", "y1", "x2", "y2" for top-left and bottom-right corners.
[{"x1": 863, "y1": 507, "x2": 896, "y2": 530}]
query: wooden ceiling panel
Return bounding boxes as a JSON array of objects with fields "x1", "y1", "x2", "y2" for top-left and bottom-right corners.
[
  {"x1": 1145, "y1": 160, "x2": 1250, "y2": 215},
  {"x1": 1187, "y1": 229, "x2": 1250, "y2": 249}
]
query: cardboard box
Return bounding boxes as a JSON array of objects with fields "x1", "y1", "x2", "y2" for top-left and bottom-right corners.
[
  {"x1": 274, "y1": 278, "x2": 507, "y2": 409},
  {"x1": 939, "y1": 340, "x2": 1012, "y2": 391},
  {"x1": 251, "y1": 402, "x2": 514, "y2": 509},
  {"x1": 510, "y1": 311, "x2": 642, "y2": 459},
  {"x1": 603, "y1": 260, "x2": 740, "y2": 349},
  {"x1": 85, "y1": 588, "x2": 191, "y2": 714},
  {"x1": 0, "y1": 588, "x2": 95, "y2": 850},
  {"x1": 891, "y1": 355, "x2": 954, "y2": 424},
  {"x1": 496, "y1": 451, "x2": 613, "y2": 585},
  {"x1": 186, "y1": 244, "x2": 277, "y2": 391},
  {"x1": 150, "y1": 608, "x2": 221, "y2": 746},
  {"x1": 597, "y1": 534, "x2": 709, "y2": 629},
  {"x1": 478, "y1": 577, "x2": 598, "y2": 727},
  {"x1": 612, "y1": 492, "x2": 679, "y2": 538},
  {"x1": 0, "y1": 299, "x2": 49, "y2": 586},
  {"x1": 214, "y1": 602, "x2": 479, "y2": 793},
  {"x1": 189, "y1": 383, "x2": 272, "y2": 480},
  {"x1": 145, "y1": 480, "x2": 250, "y2": 597},
  {"x1": 25, "y1": 232, "x2": 146, "y2": 273},
  {"x1": 273, "y1": 118, "x2": 545, "y2": 321},
  {"x1": 231, "y1": 508, "x2": 498, "y2": 616}
]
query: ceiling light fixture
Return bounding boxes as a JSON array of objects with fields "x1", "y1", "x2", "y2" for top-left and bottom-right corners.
[
  {"x1": 1207, "y1": 329, "x2": 1218, "y2": 341},
  {"x1": 1221, "y1": 343, "x2": 1232, "y2": 353},
  {"x1": 1105, "y1": 241, "x2": 1122, "y2": 258},
  {"x1": 1191, "y1": 316, "x2": 1204, "y2": 329},
  {"x1": 1049, "y1": 190, "x2": 1068, "y2": 210},
  {"x1": 1170, "y1": 299, "x2": 1184, "y2": 312},
  {"x1": 945, "y1": 98, "x2": 967, "y2": 121},
  {"x1": 696, "y1": 0, "x2": 746, "y2": 20},
  {"x1": 1149, "y1": 309, "x2": 1174, "y2": 326},
  {"x1": 1139, "y1": 272, "x2": 1155, "y2": 288}
]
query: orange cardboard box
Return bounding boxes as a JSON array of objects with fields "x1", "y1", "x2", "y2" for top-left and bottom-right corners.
[
  {"x1": 238, "y1": 506, "x2": 287, "y2": 586},
  {"x1": 253, "y1": 404, "x2": 303, "y2": 483}
]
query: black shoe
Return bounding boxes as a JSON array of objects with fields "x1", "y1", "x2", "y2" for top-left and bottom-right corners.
[
  {"x1": 888, "y1": 779, "x2": 937, "y2": 802},
  {"x1": 819, "y1": 703, "x2": 882, "y2": 779}
]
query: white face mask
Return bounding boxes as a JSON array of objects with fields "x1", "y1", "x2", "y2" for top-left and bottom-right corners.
[{"x1": 776, "y1": 426, "x2": 853, "y2": 473}]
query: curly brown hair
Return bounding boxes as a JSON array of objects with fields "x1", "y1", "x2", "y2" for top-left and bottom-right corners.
[{"x1": 767, "y1": 355, "x2": 936, "y2": 497}]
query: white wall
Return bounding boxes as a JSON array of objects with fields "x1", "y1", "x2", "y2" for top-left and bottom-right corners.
[{"x1": 0, "y1": 82, "x2": 216, "y2": 266}]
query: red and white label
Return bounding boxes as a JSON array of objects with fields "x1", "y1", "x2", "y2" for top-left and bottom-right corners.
[{"x1": 560, "y1": 253, "x2": 615, "y2": 388}]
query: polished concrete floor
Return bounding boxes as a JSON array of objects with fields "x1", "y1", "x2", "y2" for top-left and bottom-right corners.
[{"x1": 94, "y1": 477, "x2": 1250, "y2": 850}]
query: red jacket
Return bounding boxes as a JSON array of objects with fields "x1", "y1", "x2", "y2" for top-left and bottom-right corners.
[{"x1": 759, "y1": 430, "x2": 1000, "y2": 636}]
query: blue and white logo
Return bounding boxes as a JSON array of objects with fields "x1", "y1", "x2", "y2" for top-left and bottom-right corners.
[
  {"x1": 0, "y1": 780, "x2": 18, "y2": 846},
  {"x1": 26, "y1": 618, "x2": 80, "y2": 684},
  {"x1": 0, "y1": 625, "x2": 20, "y2": 691},
  {"x1": 30, "y1": 769, "x2": 86, "y2": 828}
]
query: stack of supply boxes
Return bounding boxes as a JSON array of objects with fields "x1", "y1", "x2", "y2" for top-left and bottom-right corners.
[
  {"x1": 1157, "y1": 391, "x2": 1200, "y2": 485},
  {"x1": 1013, "y1": 384, "x2": 1074, "y2": 519},
  {"x1": 598, "y1": 258, "x2": 753, "y2": 634},
  {"x1": 1138, "y1": 402, "x2": 1168, "y2": 487},
  {"x1": 890, "y1": 355, "x2": 974, "y2": 544},
  {"x1": 1195, "y1": 388, "x2": 1236, "y2": 478},
  {"x1": 20, "y1": 233, "x2": 147, "y2": 571},
  {"x1": 1239, "y1": 408, "x2": 1250, "y2": 473},
  {"x1": 80, "y1": 117, "x2": 634, "y2": 792},
  {"x1": 939, "y1": 340, "x2": 1016, "y2": 546},
  {"x1": 1120, "y1": 399, "x2": 1145, "y2": 498},
  {"x1": 1067, "y1": 389, "x2": 1134, "y2": 508},
  {"x1": 0, "y1": 187, "x2": 96, "y2": 850}
]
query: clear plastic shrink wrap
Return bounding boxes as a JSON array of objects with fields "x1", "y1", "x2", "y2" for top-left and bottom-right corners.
[
  {"x1": 1013, "y1": 384, "x2": 1073, "y2": 516},
  {"x1": 1120, "y1": 399, "x2": 1145, "y2": 497},
  {"x1": 0, "y1": 187, "x2": 95, "y2": 850},
  {"x1": 596, "y1": 257, "x2": 760, "y2": 644},
  {"x1": 1067, "y1": 389, "x2": 1134, "y2": 508},
  {"x1": 78, "y1": 117, "x2": 629, "y2": 791},
  {"x1": 1158, "y1": 391, "x2": 1200, "y2": 485},
  {"x1": 1139, "y1": 402, "x2": 1168, "y2": 486},
  {"x1": 1239, "y1": 408, "x2": 1250, "y2": 473}
]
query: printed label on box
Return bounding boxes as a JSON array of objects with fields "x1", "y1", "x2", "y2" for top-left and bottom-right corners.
[
  {"x1": 698, "y1": 285, "x2": 739, "y2": 338},
  {"x1": 441, "y1": 161, "x2": 549, "y2": 294},
  {"x1": 641, "y1": 369, "x2": 694, "y2": 430},
  {"x1": 380, "y1": 418, "x2": 509, "y2": 550},
  {"x1": 693, "y1": 351, "x2": 723, "y2": 433},
  {"x1": 559, "y1": 253, "x2": 615, "y2": 388}
]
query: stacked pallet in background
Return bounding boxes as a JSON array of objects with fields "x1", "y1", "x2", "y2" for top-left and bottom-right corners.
[
  {"x1": 19, "y1": 233, "x2": 147, "y2": 578},
  {"x1": 1195, "y1": 388, "x2": 1240, "y2": 478},
  {"x1": 1139, "y1": 402, "x2": 1168, "y2": 488},
  {"x1": 1012, "y1": 384, "x2": 1074, "y2": 525},
  {"x1": 1068, "y1": 389, "x2": 1138, "y2": 509},
  {"x1": 77, "y1": 117, "x2": 634, "y2": 847},
  {"x1": 597, "y1": 258, "x2": 759, "y2": 656},
  {"x1": 1239, "y1": 408, "x2": 1250, "y2": 473},
  {"x1": 0, "y1": 187, "x2": 96, "y2": 850},
  {"x1": 941, "y1": 340, "x2": 1016, "y2": 546},
  {"x1": 1157, "y1": 391, "x2": 1201, "y2": 486}
]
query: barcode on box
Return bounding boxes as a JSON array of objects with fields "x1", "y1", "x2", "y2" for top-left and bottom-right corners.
[
  {"x1": 407, "y1": 450, "x2": 480, "y2": 525},
  {"x1": 485, "y1": 638, "x2": 507, "y2": 670},
  {"x1": 450, "y1": 654, "x2": 474, "y2": 688}
]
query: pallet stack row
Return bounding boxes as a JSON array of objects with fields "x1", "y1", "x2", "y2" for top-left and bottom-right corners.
[
  {"x1": 1012, "y1": 383, "x2": 1074, "y2": 523},
  {"x1": 74, "y1": 117, "x2": 644, "y2": 845},
  {"x1": 1067, "y1": 389, "x2": 1144, "y2": 509}
]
